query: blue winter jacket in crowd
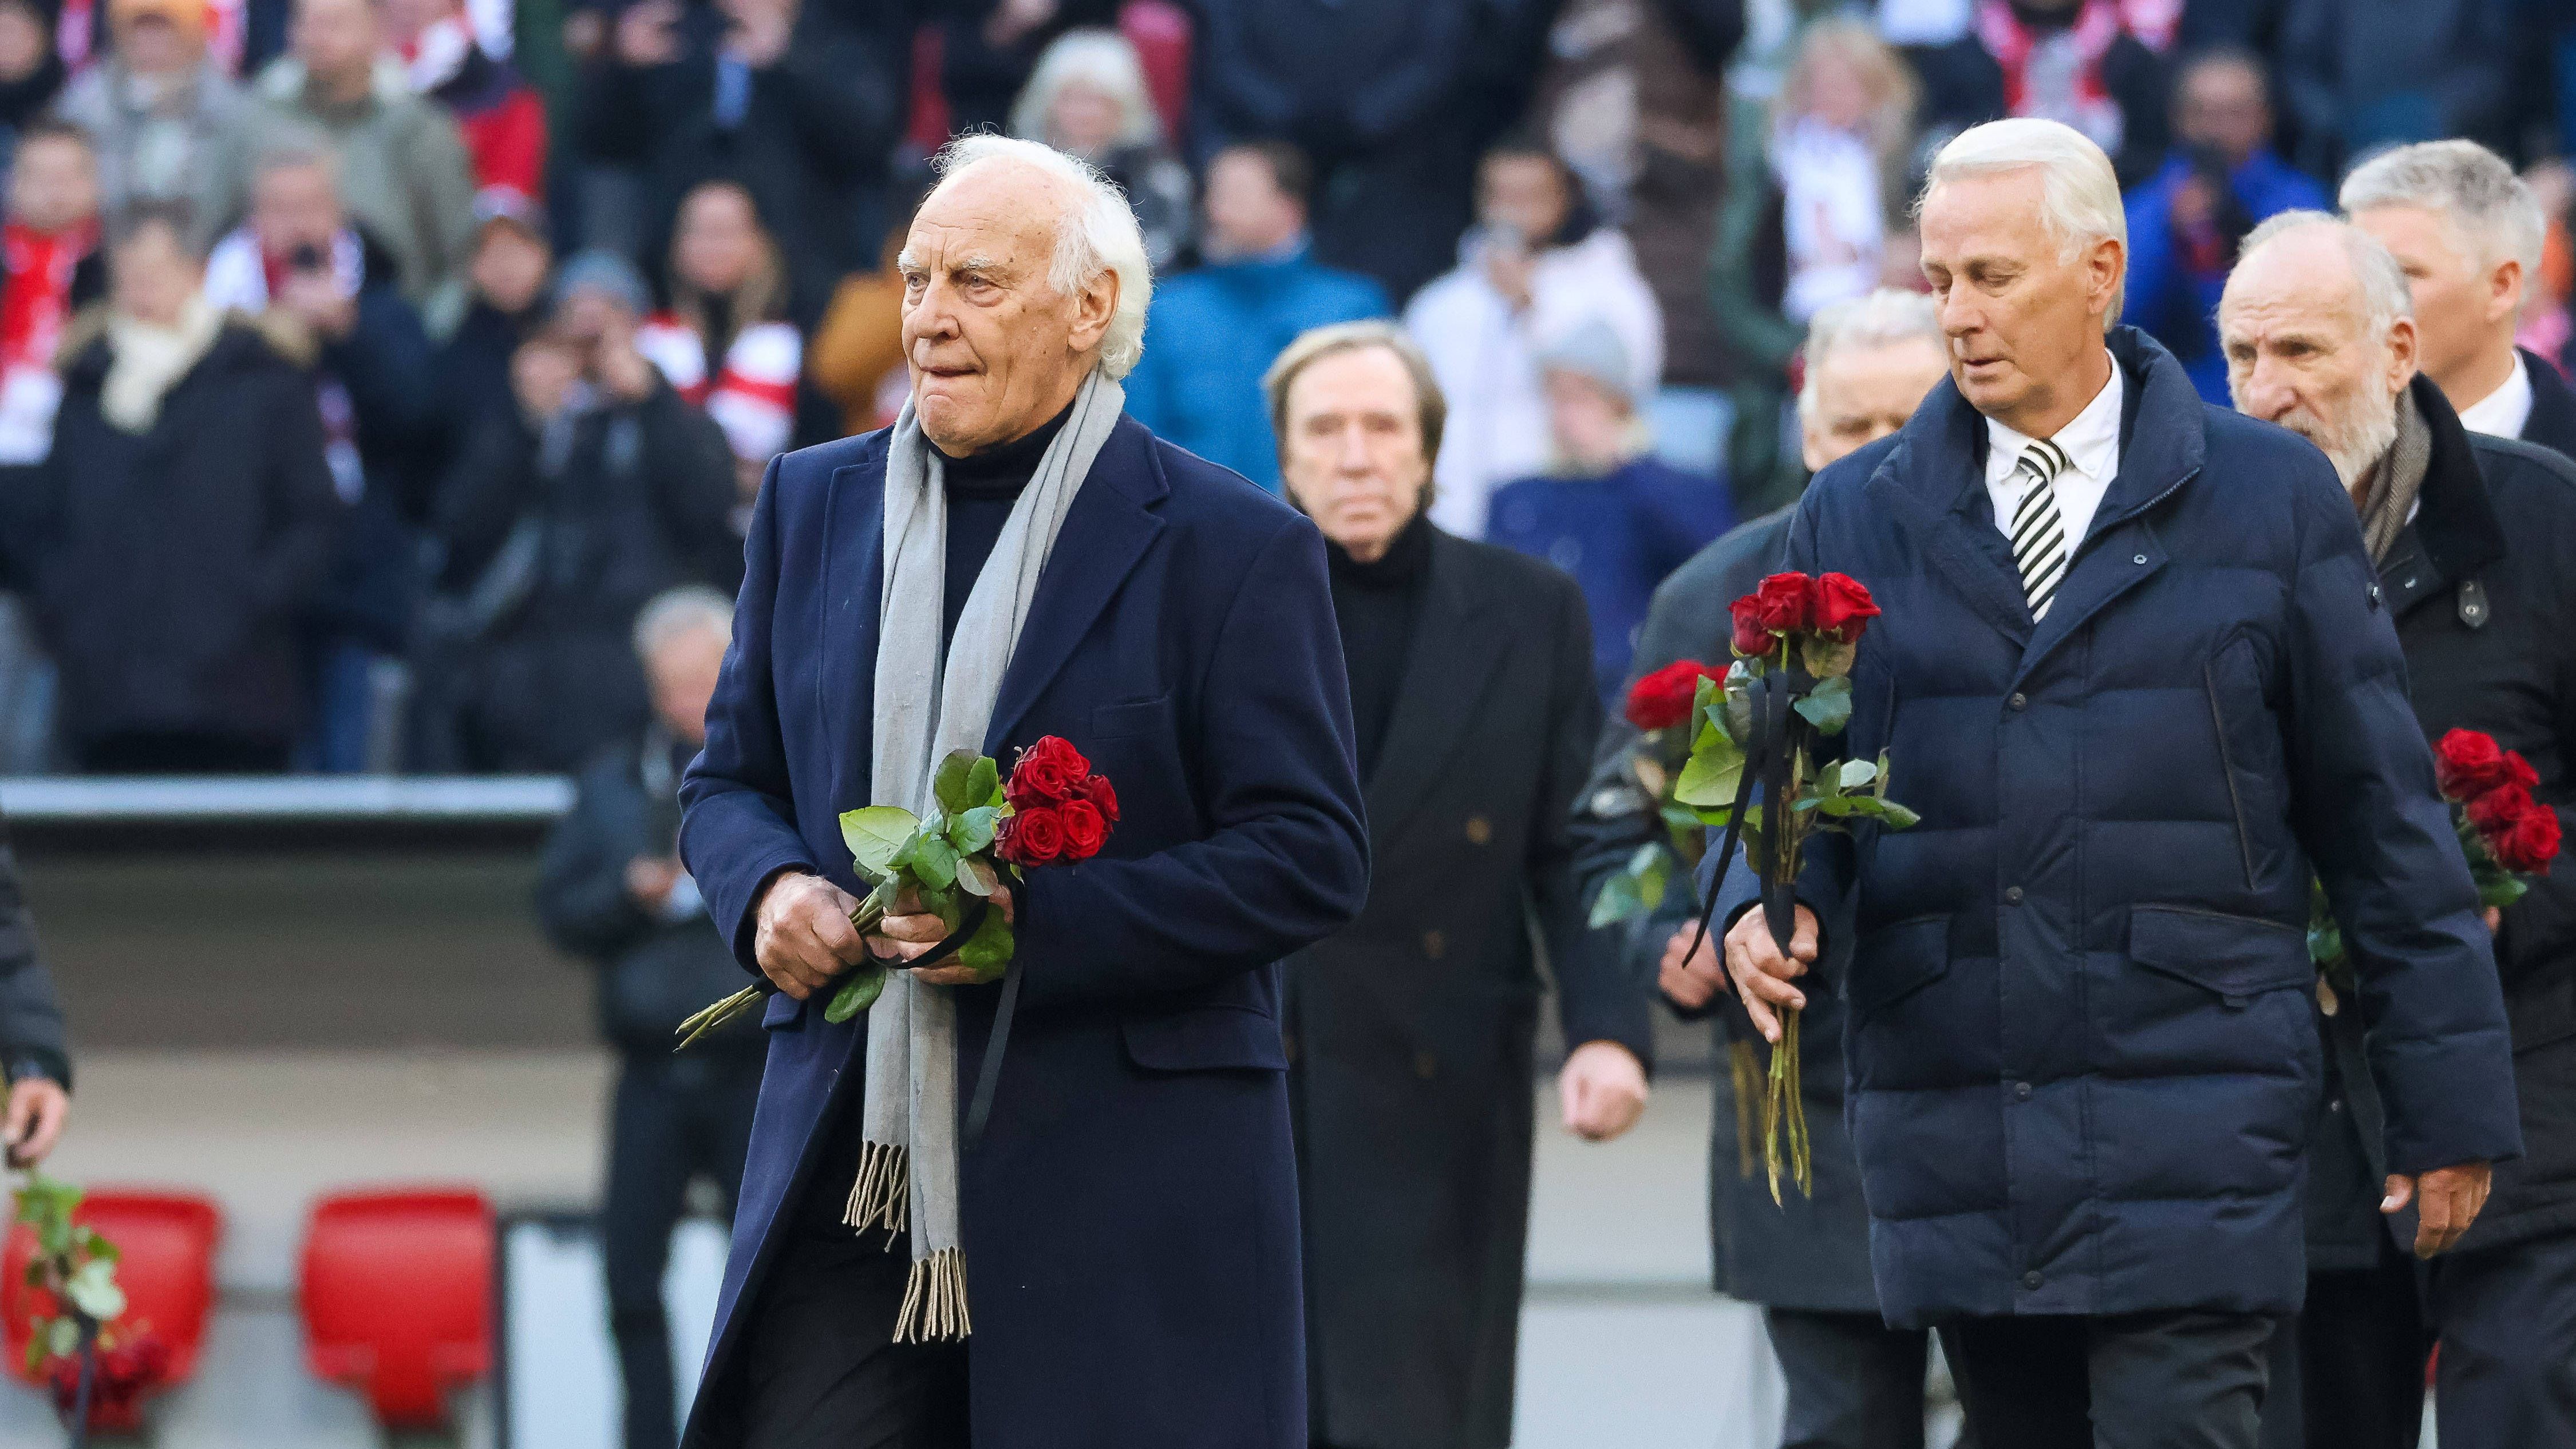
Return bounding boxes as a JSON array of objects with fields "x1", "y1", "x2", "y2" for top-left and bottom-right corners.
[
  {"x1": 2121, "y1": 148, "x2": 2328, "y2": 404},
  {"x1": 1712, "y1": 327, "x2": 2521, "y2": 1329},
  {"x1": 1485, "y1": 455, "x2": 1733, "y2": 705},
  {"x1": 1122, "y1": 242, "x2": 1389, "y2": 493}
]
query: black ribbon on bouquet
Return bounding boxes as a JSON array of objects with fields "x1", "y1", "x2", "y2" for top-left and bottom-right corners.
[{"x1": 1684, "y1": 662, "x2": 1812, "y2": 985}]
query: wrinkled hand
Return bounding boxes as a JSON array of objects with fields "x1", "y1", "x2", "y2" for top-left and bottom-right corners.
[
  {"x1": 2385, "y1": 1162, "x2": 2492, "y2": 1258},
  {"x1": 870, "y1": 885, "x2": 1014, "y2": 986},
  {"x1": 1558, "y1": 1040, "x2": 1647, "y2": 1142},
  {"x1": 5, "y1": 1077, "x2": 68, "y2": 1167},
  {"x1": 753, "y1": 871, "x2": 868, "y2": 1000},
  {"x1": 1724, "y1": 905, "x2": 1818, "y2": 1044},
  {"x1": 2485, "y1": 907, "x2": 2503, "y2": 933},
  {"x1": 592, "y1": 318, "x2": 658, "y2": 402},
  {"x1": 1658, "y1": 923, "x2": 1725, "y2": 1010}
]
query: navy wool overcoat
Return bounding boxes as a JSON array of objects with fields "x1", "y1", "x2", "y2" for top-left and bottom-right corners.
[
  {"x1": 675, "y1": 413, "x2": 1371, "y2": 1446},
  {"x1": 1716, "y1": 328, "x2": 2522, "y2": 1328}
]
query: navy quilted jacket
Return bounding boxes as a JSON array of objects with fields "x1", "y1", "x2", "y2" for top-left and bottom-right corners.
[{"x1": 1714, "y1": 328, "x2": 2522, "y2": 1328}]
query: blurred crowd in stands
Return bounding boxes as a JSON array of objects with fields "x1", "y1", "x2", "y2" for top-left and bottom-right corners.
[{"x1": 0, "y1": 0, "x2": 2560, "y2": 774}]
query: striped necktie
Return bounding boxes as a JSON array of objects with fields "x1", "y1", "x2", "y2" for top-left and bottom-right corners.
[{"x1": 2009, "y1": 439, "x2": 2072, "y2": 619}]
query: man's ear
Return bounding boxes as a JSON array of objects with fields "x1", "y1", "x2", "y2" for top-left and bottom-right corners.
[
  {"x1": 2387, "y1": 315, "x2": 2421, "y2": 392},
  {"x1": 2486, "y1": 256, "x2": 2524, "y2": 327},
  {"x1": 2089, "y1": 235, "x2": 2127, "y2": 324},
  {"x1": 1068, "y1": 270, "x2": 1119, "y2": 356}
]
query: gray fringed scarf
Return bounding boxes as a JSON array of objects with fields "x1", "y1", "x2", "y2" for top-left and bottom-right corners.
[
  {"x1": 2357, "y1": 388, "x2": 2433, "y2": 564},
  {"x1": 846, "y1": 368, "x2": 1124, "y2": 1341}
]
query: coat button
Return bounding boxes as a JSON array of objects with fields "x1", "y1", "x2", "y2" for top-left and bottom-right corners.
[
  {"x1": 2134, "y1": 554, "x2": 2148, "y2": 565},
  {"x1": 2013, "y1": 1080, "x2": 2033, "y2": 1101},
  {"x1": 2008, "y1": 692, "x2": 2028, "y2": 710},
  {"x1": 1423, "y1": 930, "x2": 1447, "y2": 960},
  {"x1": 1414, "y1": 1049, "x2": 1437, "y2": 1080},
  {"x1": 2005, "y1": 886, "x2": 2024, "y2": 905},
  {"x1": 1465, "y1": 815, "x2": 1493, "y2": 846},
  {"x1": 2022, "y1": 1270, "x2": 2044, "y2": 1290}
]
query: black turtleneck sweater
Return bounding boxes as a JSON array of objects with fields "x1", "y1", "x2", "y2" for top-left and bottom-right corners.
[
  {"x1": 934, "y1": 402, "x2": 1072, "y2": 650},
  {"x1": 1326, "y1": 515, "x2": 1433, "y2": 781}
]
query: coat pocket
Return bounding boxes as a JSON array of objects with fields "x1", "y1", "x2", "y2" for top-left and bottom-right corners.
[
  {"x1": 2127, "y1": 904, "x2": 2312, "y2": 1007},
  {"x1": 1847, "y1": 914, "x2": 1952, "y2": 1024},
  {"x1": 1121, "y1": 1003, "x2": 1289, "y2": 1073},
  {"x1": 1091, "y1": 694, "x2": 1173, "y2": 741}
]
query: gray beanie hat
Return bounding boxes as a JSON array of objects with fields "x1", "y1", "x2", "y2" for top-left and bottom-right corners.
[
  {"x1": 1535, "y1": 318, "x2": 1635, "y2": 408},
  {"x1": 552, "y1": 249, "x2": 652, "y2": 318}
]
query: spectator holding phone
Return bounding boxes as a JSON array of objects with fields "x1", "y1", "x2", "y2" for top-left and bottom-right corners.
[
  {"x1": 418, "y1": 251, "x2": 737, "y2": 773},
  {"x1": 433, "y1": 189, "x2": 551, "y2": 464}
]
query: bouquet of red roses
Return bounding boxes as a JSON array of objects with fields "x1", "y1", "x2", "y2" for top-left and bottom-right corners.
[
  {"x1": 2310, "y1": 728, "x2": 2561, "y2": 1000},
  {"x1": 15, "y1": 1170, "x2": 159, "y2": 1436},
  {"x1": 677, "y1": 736, "x2": 1117, "y2": 1048},
  {"x1": 1589, "y1": 658, "x2": 1730, "y2": 927},
  {"x1": 1674, "y1": 570, "x2": 1919, "y2": 1202}
]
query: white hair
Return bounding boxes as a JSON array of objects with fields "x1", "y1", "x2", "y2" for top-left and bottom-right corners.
[
  {"x1": 2338, "y1": 139, "x2": 2546, "y2": 282},
  {"x1": 1799, "y1": 289, "x2": 1943, "y2": 418},
  {"x1": 1006, "y1": 30, "x2": 1164, "y2": 155},
  {"x1": 923, "y1": 133, "x2": 1155, "y2": 380},
  {"x1": 2235, "y1": 210, "x2": 2415, "y2": 338},
  {"x1": 1919, "y1": 118, "x2": 2128, "y2": 329},
  {"x1": 633, "y1": 586, "x2": 733, "y2": 662}
]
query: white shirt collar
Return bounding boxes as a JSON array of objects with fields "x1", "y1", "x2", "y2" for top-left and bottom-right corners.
[
  {"x1": 2453, "y1": 352, "x2": 2534, "y2": 440},
  {"x1": 1982, "y1": 352, "x2": 2124, "y2": 551}
]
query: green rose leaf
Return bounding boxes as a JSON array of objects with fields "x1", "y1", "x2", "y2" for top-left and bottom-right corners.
[
  {"x1": 840, "y1": 806, "x2": 919, "y2": 878},
  {"x1": 1812, "y1": 795, "x2": 1856, "y2": 816},
  {"x1": 1589, "y1": 871, "x2": 1643, "y2": 928},
  {"x1": 1675, "y1": 726, "x2": 1746, "y2": 807},
  {"x1": 23, "y1": 1338, "x2": 41, "y2": 1373},
  {"x1": 956, "y1": 855, "x2": 999, "y2": 898},
  {"x1": 950, "y1": 805, "x2": 1000, "y2": 856},
  {"x1": 46, "y1": 1318, "x2": 75, "y2": 1359},
  {"x1": 933, "y1": 751, "x2": 978, "y2": 814},
  {"x1": 1836, "y1": 759, "x2": 1879, "y2": 791},
  {"x1": 1801, "y1": 634, "x2": 1858, "y2": 681},
  {"x1": 824, "y1": 962, "x2": 890, "y2": 1023},
  {"x1": 1875, "y1": 801, "x2": 1922, "y2": 829},
  {"x1": 911, "y1": 834, "x2": 959, "y2": 893},
  {"x1": 65, "y1": 1259, "x2": 123, "y2": 1322},
  {"x1": 1793, "y1": 676, "x2": 1854, "y2": 735},
  {"x1": 969, "y1": 755, "x2": 1002, "y2": 809},
  {"x1": 957, "y1": 907, "x2": 1016, "y2": 980}
]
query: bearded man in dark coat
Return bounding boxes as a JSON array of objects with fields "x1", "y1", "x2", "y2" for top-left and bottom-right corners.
[
  {"x1": 1698, "y1": 119, "x2": 2522, "y2": 1449},
  {"x1": 676, "y1": 135, "x2": 1370, "y2": 1448},
  {"x1": 1262, "y1": 320, "x2": 1654, "y2": 1449}
]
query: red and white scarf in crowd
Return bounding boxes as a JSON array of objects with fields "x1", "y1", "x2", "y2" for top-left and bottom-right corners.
[
  {"x1": 634, "y1": 313, "x2": 799, "y2": 464},
  {"x1": 0, "y1": 220, "x2": 97, "y2": 462},
  {"x1": 1975, "y1": 0, "x2": 2158, "y2": 159},
  {"x1": 202, "y1": 227, "x2": 368, "y2": 502}
]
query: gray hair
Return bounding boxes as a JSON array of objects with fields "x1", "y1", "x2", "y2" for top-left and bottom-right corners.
[
  {"x1": 1919, "y1": 118, "x2": 2128, "y2": 328},
  {"x1": 2338, "y1": 139, "x2": 2546, "y2": 281},
  {"x1": 1798, "y1": 289, "x2": 1944, "y2": 418},
  {"x1": 633, "y1": 586, "x2": 734, "y2": 663},
  {"x1": 2234, "y1": 210, "x2": 2415, "y2": 339},
  {"x1": 1262, "y1": 319, "x2": 1448, "y2": 467},
  {"x1": 922, "y1": 134, "x2": 1154, "y2": 380},
  {"x1": 1006, "y1": 30, "x2": 1164, "y2": 155}
]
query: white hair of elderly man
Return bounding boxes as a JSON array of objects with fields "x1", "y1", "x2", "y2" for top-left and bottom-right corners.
[
  {"x1": 2341, "y1": 139, "x2": 2547, "y2": 281},
  {"x1": 1920, "y1": 117, "x2": 2129, "y2": 326},
  {"x1": 1798, "y1": 287, "x2": 1943, "y2": 419},
  {"x1": 924, "y1": 134, "x2": 1156, "y2": 380}
]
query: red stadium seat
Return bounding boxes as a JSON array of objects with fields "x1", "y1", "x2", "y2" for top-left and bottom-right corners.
[
  {"x1": 1, "y1": 1190, "x2": 222, "y2": 1431},
  {"x1": 1120, "y1": 1, "x2": 1192, "y2": 141},
  {"x1": 299, "y1": 1188, "x2": 493, "y2": 1428}
]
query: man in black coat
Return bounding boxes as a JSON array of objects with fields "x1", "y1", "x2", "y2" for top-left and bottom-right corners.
[
  {"x1": 1708, "y1": 121, "x2": 2519, "y2": 1448},
  {"x1": 2221, "y1": 213, "x2": 2576, "y2": 1449},
  {"x1": 1263, "y1": 320, "x2": 1653, "y2": 1449},
  {"x1": 2344, "y1": 139, "x2": 2576, "y2": 464},
  {"x1": 1573, "y1": 289, "x2": 1957, "y2": 1449},
  {"x1": 539, "y1": 586, "x2": 761, "y2": 1449}
]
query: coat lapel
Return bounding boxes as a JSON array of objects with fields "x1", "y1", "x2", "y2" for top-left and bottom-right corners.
[
  {"x1": 983, "y1": 417, "x2": 1167, "y2": 749},
  {"x1": 1866, "y1": 378, "x2": 2036, "y2": 649},
  {"x1": 820, "y1": 456, "x2": 886, "y2": 811},
  {"x1": 1363, "y1": 532, "x2": 1509, "y2": 847}
]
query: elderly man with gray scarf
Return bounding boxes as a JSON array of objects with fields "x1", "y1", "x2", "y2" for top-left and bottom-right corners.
[
  {"x1": 2220, "y1": 212, "x2": 2576, "y2": 1449},
  {"x1": 675, "y1": 134, "x2": 1370, "y2": 1448}
]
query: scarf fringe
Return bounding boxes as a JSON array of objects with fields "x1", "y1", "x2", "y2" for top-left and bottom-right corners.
[
  {"x1": 844, "y1": 1140, "x2": 910, "y2": 1237},
  {"x1": 1728, "y1": 1038, "x2": 1762, "y2": 1180},
  {"x1": 892, "y1": 1246, "x2": 971, "y2": 1343}
]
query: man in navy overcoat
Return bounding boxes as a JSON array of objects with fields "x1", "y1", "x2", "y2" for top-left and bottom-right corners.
[
  {"x1": 674, "y1": 137, "x2": 1369, "y2": 1447},
  {"x1": 1700, "y1": 119, "x2": 2524, "y2": 1448}
]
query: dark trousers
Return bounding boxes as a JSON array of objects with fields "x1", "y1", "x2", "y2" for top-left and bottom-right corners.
[
  {"x1": 605, "y1": 1053, "x2": 762, "y2": 1449},
  {"x1": 2431, "y1": 1229, "x2": 2576, "y2": 1449},
  {"x1": 1766, "y1": 1307, "x2": 1976, "y2": 1449},
  {"x1": 2259, "y1": 1238, "x2": 2427, "y2": 1449},
  {"x1": 726, "y1": 1083, "x2": 971, "y2": 1449},
  {"x1": 1939, "y1": 1310, "x2": 2273, "y2": 1449}
]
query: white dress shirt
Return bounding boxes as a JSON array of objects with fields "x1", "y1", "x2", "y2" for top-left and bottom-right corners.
[
  {"x1": 1985, "y1": 353, "x2": 2124, "y2": 551},
  {"x1": 2453, "y1": 351, "x2": 2534, "y2": 440}
]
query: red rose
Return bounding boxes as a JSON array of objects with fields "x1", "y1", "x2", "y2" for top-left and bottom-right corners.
[
  {"x1": 2468, "y1": 783, "x2": 2535, "y2": 836},
  {"x1": 1008, "y1": 736, "x2": 1092, "y2": 806},
  {"x1": 2434, "y1": 729, "x2": 2537, "y2": 801},
  {"x1": 2496, "y1": 800, "x2": 2563, "y2": 875},
  {"x1": 1624, "y1": 659, "x2": 1717, "y2": 731},
  {"x1": 1811, "y1": 573, "x2": 1880, "y2": 642},
  {"x1": 1752, "y1": 573, "x2": 1816, "y2": 634},
  {"x1": 1083, "y1": 772, "x2": 1119, "y2": 826},
  {"x1": 998, "y1": 806, "x2": 1065, "y2": 867},
  {"x1": 1058, "y1": 799, "x2": 1107, "y2": 860},
  {"x1": 1728, "y1": 595, "x2": 1773, "y2": 658}
]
